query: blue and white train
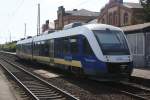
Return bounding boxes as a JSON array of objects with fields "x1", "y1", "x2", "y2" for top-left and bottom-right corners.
[{"x1": 16, "y1": 24, "x2": 133, "y2": 80}]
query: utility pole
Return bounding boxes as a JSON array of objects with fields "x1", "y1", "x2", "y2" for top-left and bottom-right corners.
[
  {"x1": 37, "y1": 3, "x2": 40, "y2": 35},
  {"x1": 24, "y1": 23, "x2": 26, "y2": 37},
  {"x1": 9, "y1": 32, "x2": 11, "y2": 42}
]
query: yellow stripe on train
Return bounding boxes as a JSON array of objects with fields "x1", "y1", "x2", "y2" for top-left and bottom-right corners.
[
  {"x1": 21, "y1": 54, "x2": 82, "y2": 68},
  {"x1": 54, "y1": 58, "x2": 82, "y2": 68}
]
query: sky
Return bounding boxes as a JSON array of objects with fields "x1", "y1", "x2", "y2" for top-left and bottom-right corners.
[{"x1": 0, "y1": 0, "x2": 139, "y2": 44}]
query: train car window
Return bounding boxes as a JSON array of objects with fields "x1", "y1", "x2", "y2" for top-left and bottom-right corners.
[
  {"x1": 37, "y1": 42, "x2": 41, "y2": 56},
  {"x1": 63, "y1": 38, "x2": 69, "y2": 54},
  {"x1": 49, "y1": 39, "x2": 54, "y2": 57},
  {"x1": 39, "y1": 41, "x2": 44, "y2": 56},
  {"x1": 45, "y1": 40, "x2": 50, "y2": 57},
  {"x1": 33, "y1": 42, "x2": 36, "y2": 56},
  {"x1": 16, "y1": 45, "x2": 18, "y2": 51},
  {"x1": 54, "y1": 38, "x2": 62, "y2": 57},
  {"x1": 23, "y1": 44, "x2": 25, "y2": 53},
  {"x1": 33, "y1": 42, "x2": 36, "y2": 55},
  {"x1": 70, "y1": 36, "x2": 78, "y2": 54},
  {"x1": 26, "y1": 43, "x2": 30, "y2": 54},
  {"x1": 28, "y1": 43, "x2": 31, "y2": 54},
  {"x1": 83, "y1": 37, "x2": 94, "y2": 55},
  {"x1": 37, "y1": 40, "x2": 50, "y2": 57},
  {"x1": 20, "y1": 44, "x2": 22, "y2": 53},
  {"x1": 33, "y1": 42, "x2": 40, "y2": 56},
  {"x1": 26, "y1": 43, "x2": 28, "y2": 54},
  {"x1": 54, "y1": 39, "x2": 58, "y2": 57}
]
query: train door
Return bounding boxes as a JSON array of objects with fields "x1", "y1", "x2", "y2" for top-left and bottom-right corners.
[
  {"x1": 82, "y1": 36, "x2": 96, "y2": 75},
  {"x1": 69, "y1": 36, "x2": 81, "y2": 66},
  {"x1": 49, "y1": 39, "x2": 54, "y2": 66},
  {"x1": 69, "y1": 36, "x2": 83, "y2": 74}
]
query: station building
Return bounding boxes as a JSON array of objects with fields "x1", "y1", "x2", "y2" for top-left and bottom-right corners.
[
  {"x1": 54, "y1": 6, "x2": 99, "y2": 30},
  {"x1": 98, "y1": 0, "x2": 145, "y2": 27},
  {"x1": 121, "y1": 22, "x2": 150, "y2": 68}
]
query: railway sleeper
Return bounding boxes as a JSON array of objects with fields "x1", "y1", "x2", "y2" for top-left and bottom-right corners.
[
  {"x1": 37, "y1": 95, "x2": 63, "y2": 99},
  {"x1": 33, "y1": 92, "x2": 60, "y2": 95},
  {"x1": 32, "y1": 90, "x2": 58, "y2": 94},
  {"x1": 23, "y1": 83, "x2": 47, "y2": 86},
  {"x1": 38, "y1": 97, "x2": 67, "y2": 100},
  {"x1": 29, "y1": 88, "x2": 54, "y2": 91},
  {"x1": 138, "y1": 94, "x2": 150, "y2": 96},
  {"x1": 30, "y1": 89, "x2": 54, "y2": 92},
  {"x1": 25, "y1": 85, "x2": 49, "y2": 87},
  {"x1": 26, "y1": 86, "x2": 50, "y2": 89}
]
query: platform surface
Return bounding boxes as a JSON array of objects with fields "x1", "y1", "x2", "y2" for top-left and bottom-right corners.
[
  {"x1": 132, "y1": 68, "x2": 150, "y2": 79},
  {"x1": 0, "y1": 51, "x2": 16, "y2": 55},
  {"x1": 0, "y1": 69, "x2": 16, "y2": 100}
]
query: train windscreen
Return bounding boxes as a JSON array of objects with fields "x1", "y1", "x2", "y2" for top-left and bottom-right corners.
[{"x1": 93, "y1": 30, "x2": 130, "y2": 55}]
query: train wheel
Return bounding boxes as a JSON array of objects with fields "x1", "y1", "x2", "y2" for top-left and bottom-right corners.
[{"x1": 70, "y1": 67, "x2": 85, "y2": 78}]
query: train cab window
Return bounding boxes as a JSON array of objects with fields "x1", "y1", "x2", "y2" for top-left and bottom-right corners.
[
  {"x1": 83, "y1": 37, "x2": 94, "y2": 55},
  {"x1": 70, "y1": 36, "x2": 78, "y2": 54}
]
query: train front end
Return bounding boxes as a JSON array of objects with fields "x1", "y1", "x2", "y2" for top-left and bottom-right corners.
[{"x1": 84, "y1": 24, "x2": 133, "y2": 80}]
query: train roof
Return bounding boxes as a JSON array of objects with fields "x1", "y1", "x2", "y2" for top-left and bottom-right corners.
[
  {"x1": 85, "y1": 24, "x2": 121, "y2": 31},
  {"x1": 17, "y1": 37, "x2": 32, "y2": 45},
  {"x1": 17, "y1": 24, "x2": 122, "y2": 44}
]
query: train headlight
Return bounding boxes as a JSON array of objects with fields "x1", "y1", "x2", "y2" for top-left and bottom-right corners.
[
  {"x1": 120, "y1": 65, "x2": 128, "y2": 71},
  {"x1": 106, "y1": 56, "x2": 109, "y2": 62}
]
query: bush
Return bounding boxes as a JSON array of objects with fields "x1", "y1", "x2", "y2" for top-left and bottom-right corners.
[{"x1": 1, "y1": 41, "x2": 17, "y2": 52}]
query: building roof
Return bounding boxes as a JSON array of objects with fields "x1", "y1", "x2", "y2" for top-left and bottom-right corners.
[
  {"x1": 121, "y1": 22, "x2": 150, "y2": 32},
  {"x1": 65, "y1": 9, "x2": 99, "y2": 17},
  {"x1": 123, "y1": 2, "x2": 143, "y2": 9},
  {"x1": 87, "y1": 19, "x2": 98, "y2": 24}
]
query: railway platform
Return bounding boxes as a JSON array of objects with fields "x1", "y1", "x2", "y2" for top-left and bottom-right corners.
[
  {"x1": 132, "y1": 68, "x2": 150, "y2": 79},
  {"x1": 0, "y1": 51, "x2": 16, "y2": 55},
  {"x1": 0, "y1": 69, "x2": 17, "y2": 100}
]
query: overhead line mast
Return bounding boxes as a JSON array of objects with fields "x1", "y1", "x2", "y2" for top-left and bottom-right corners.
[{"x1": 37, "y1": 3, "x2": 40, "y2": 35}]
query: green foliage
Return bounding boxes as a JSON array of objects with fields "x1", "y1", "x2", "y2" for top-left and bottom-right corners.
[
  {"x1": 140, "y1": 0, "x2": 150, "y2": 22},
  {"x1": 1, "y1": 41, "x2": 17, "y2": 52}
]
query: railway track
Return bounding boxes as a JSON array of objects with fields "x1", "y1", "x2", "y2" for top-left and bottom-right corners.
[
  {"x1": 0, "y1": 58, "x2": 78, "y2": 100},
  {"x1": 101, "y1": 82, "x2": 150, "y2": 100},
  {"x1": 92, "y1": 78, "x2": 150, "y2": 100},
  {"x1": 129, "y1": 76, "x2": 150, "y2": 88},
  {"x1": 1, "y1": 52, "x2": 150, "y2": 100},
  {"x1": 115, "y1": 81, "x2": 150, "y2": 100}
]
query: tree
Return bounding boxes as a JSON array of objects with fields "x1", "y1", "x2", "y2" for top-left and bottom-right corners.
[{"x1": 140, "y1": 0, "x2": 150, "y2": 22}]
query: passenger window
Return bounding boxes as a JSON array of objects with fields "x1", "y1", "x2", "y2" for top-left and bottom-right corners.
[
  {"x1": 39, "y1": 40, "x2": 49, "y2": 57},
  {"x1": 70, "y1": 36, "x2": 78, "y2": 54},
  {"x1": 55, "y1": 38, "x2": 64, "y2": 57},
  {"x1": 34, "y1": 42, "x2": 40, "y2": 56},
  {"x1": 63, "y1": 38, "x2": 69, "y2": 54},
  {"x1": 83, "y1": 37, "x2": 94, "y2": 55},
  {"x1": 49, "y1": 39, "x2": 54, "y2": 57}
]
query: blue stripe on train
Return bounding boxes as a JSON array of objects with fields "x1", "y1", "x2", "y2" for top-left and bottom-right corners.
[{"x1": 81, "y1": 56, "x2": 107, "y2": 75}]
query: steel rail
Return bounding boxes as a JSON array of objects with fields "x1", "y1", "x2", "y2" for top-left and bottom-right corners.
[
  {"x1": 3, "y1": 52, "x2": 150, "y2": 100},
  {"x1": 91, "y1": 78, "x2": 150, "y2": 100},
  {"x1": 0, "y1": 58, "x2": 78, "y2": 100},
  {"x1": 118, "y1": 81, "x2": 150, "y2": 100}
]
